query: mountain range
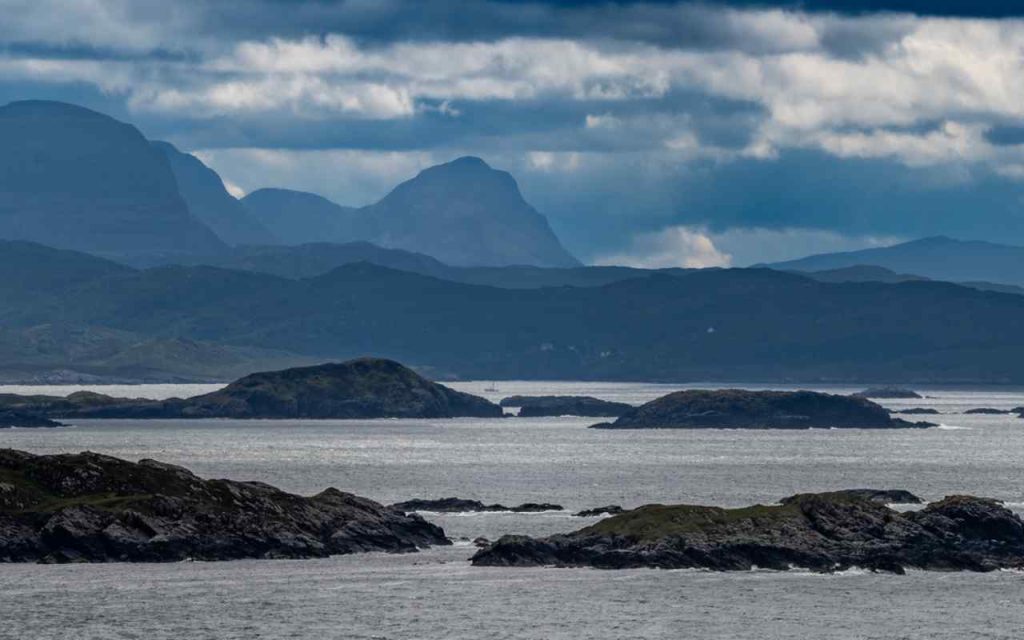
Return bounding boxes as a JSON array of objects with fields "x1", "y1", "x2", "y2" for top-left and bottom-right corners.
[
  {"x1": 242, "y1": 156, "x2": 579, "y2": 267},
  {"x1": 0, "y1": 100, "x2": 578, "y2": 268},
  {"x1": 5, "y1": 239, "x2": 1024, "y2": 384},
  {"x1": 766, "y1": 236, "x2": 1024, "y2": 288}
]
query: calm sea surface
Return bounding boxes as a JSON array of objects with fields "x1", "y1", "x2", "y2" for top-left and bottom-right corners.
[{"x1": 2, "y1": 381, "x2": 1024, "y2": 639}]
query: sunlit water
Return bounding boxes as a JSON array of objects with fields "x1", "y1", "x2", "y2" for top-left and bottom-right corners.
[{"x1": 2, "y1": 381, "x2": 1024, "y2": 639}]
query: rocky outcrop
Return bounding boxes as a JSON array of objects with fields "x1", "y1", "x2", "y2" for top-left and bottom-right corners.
[
  {"x1": 500, "y1": 395, "x2": 632, "y2": 418},
  {"x1": 471, "y1": 491, "x2": 1024, "y2": 573},
  {"x1": 390, "y1": 498, "x2": 564, "y2": 513},
  {"x1": 965, "y1": 408, "x2": 1013, "y2": 415},
  {"x1": 0, "y1": 358, "x2": 502, "y2": 420},
  {"x1": 591, "y1": 389, "x2": 933, "y2": 430},
  {"x1": 893, "y1": 408, "x2": 941, "y2": 415},
  {"x1": 0, "y1": 449, "x2": 449, "y2": 563},
  {"x1": 852, "y1": 387, "x2": 923, "y2": 399}
]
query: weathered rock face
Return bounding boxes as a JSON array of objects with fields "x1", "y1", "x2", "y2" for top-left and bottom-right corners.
[
  {"x1": 0, "y1": 358, "x2": 503, "y2": 421},
  {"x1": 471, "y1": 492, "x2": 1024, "y2": 573},
  {"x1": 592, "y1": 389, "x2": 932, "y2": 430},
  {"x1": 390, "y1": 497, "x2": 564, "y2": 513},
  {"x1": 853, "y1": 387, "x2": 923, "y2": 399},
  {"x1": 500, "y1": 395, "x2": 632, "y2": 418},
  {"x1": 0, "y1": 449, "x2": 449, "y2": 563}
]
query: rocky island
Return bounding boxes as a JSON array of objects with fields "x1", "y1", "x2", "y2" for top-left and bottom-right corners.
[
  {"x1": 0, "y1": 449, "x2": 449, "y2": 562},
  {"x1": 472, "y1": 491, "x2": 1024, "y2": 573},
  {"x1": 390, "y1": 497, "x2": 564, "y2": 513},
  {"x1": 590, "y1": 389, "x2": 934, "y2": 429},
  {"x1": 500, "y1": 395, "x2": 633, "y2": 418},
  {"x1": 0, "y1": 358, "x2": 502, "y2": 422}
]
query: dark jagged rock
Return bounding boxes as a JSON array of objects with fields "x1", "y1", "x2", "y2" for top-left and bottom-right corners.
[
  {"x1": 575, "y1": 505, "x2": 626, "y2": 517},
  {"x1": 389, "y1": 497, "x2": 564, "y2": 513},
  {"x1": 893, "y1": 407, "x2": 941, "y2": 415},
  {"x1": 0, "y1": 358, "x2": 502, "y2": 420},
  {"x1": 779, "y1": 489, "x2": 923, "y2": 505},
  {"x1": 0, "y1": 449, "x2": 449, "y2": 563},
  {"x1": 471, "y1": 492, "x2": 1024, "y2": 573},
  {"x1": 500, "y1": 395, "x2": 632, "y2": 418},
  {"x1": 473, "y1": 537, "x2": 492, "y2": 548},
  {"x1": 852, "y1": 387, "x2": 923, "y2": 399},
  {"x1": 591, "y1": 389, "x2": 934, "y2": 430},
  {"x1": 965, "y1": 408, "x2": 1013, "y2": 415},
  {"x1": 0, "y1": 411, "x2": 64, "y2": 428}
]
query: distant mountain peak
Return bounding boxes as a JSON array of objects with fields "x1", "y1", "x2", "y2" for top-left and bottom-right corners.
[
  {"x1": 366, "y1": 157, "x2": 579, "y2": 267},
  {"x1": 0, "y1": 99, "x2": 226, "y2": 262}
]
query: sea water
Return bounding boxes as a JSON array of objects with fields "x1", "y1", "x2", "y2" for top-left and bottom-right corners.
[{"x1": 1, "y1": 381, "x2": 1023, "y2": 639}]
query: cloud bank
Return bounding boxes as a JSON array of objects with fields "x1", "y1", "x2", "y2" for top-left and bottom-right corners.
[{"x1": 2, "y1": 0, "x2": 1024, "y2": 264}]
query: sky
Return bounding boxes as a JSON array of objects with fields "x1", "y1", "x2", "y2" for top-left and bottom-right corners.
[{"x1": 3, "y1": 0, "x2": 1024, "y2": 266}]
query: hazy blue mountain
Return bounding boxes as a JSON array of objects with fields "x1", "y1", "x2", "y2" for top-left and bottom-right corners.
[
  {"x1": 203, "y1": 241, "x2": 687, "y2": 287},
  {"x1": 7, "y1": 240, "x2": 1024, "y2": 383},
  {"x1": 0, "y1": 240, "x2": 132, "y2": 306},
  {"x1": 205, "y1": 242, "x2": 450, "y2": 279},
  {"x1": 152, "y1": 141, "x2": 278, "y2": 246},
  {"x1": 241, "y1": 157, "x2": 579, "y2": 267},
  {"x1": 360, "y1": 157, "x2": 579, "y2": 267},
  {"x1": 241, "y1": 188, "x2": 361, "y2": 245},
  {"x1": 799, "y1": 264, "x2": 1024, "y2": 295},
  {"x1": 767, "y1": 236, "x2": 1024, "y2": 287},
  {"x1": 0, "y1": 100, "x2": 226, "y2": 262}
]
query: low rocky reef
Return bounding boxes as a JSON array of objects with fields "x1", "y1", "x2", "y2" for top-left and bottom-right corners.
[
  {"x1": 575, "y1": 505, "x2": 626, "y2": 517},
  {"x1": 0, "y1": 358, "x2": 502, "y2": 423},
  {"x1": 472, "y1": 490, "x2": 1024, "y2": 573},
  {"x1": 777, "y1": 488, "x2": 922, "y2": 505},
  {"x1": 591, "y1": 389, "x2": 935, "y2": 430},
  {"x1": 0, "y1": 410, "x2": 64, "y2": 428},
  {"x1": 851, "y1": 387, "x2": 925, "y2": 397},
  {"x1": 500, "y1": 395, "x2": 632, "y2": 418},
  {"x1": 390, "y1": 497, "x2": 564, "y2": 513},
  {"x1": 892, "y1": 408, "x2": 941, "y2": 415},
  {"x1": 852, "y1": 387, "x2": 923, "y2": 399},
  {"x1": 0, "y1": 449, "x2": 449, "y2": 563}
]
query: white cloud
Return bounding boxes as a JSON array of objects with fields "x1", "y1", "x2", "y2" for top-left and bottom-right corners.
[
  {"x1": 8, "y1": 5, "x2": 1024, "y2": 172},
  {"x1": 594, "y1": 226, "x2": 733, "y2": 269},
  {"x1": 595, "y1": 225, "x2": 902, "y2": 268}
]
